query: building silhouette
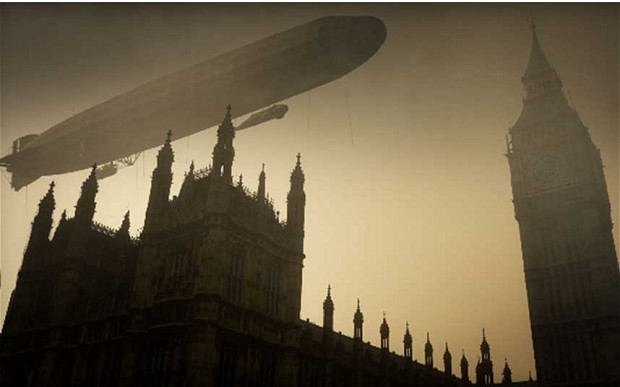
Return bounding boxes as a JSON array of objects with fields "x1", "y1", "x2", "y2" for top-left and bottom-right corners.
[
  {"x1": 475, "y1": 329, "x2": 494, "y2": 385},
  {"x1": 0, "y1": 107, "x2": 466, "y2": 386},
  {"x1": 506, "y1": 25, "x2": 620, "y2": 386}
]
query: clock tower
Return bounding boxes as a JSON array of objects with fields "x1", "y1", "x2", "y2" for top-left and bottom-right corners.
[{"x1": 506, "y1": 24, "x2": 620, "y2": 385}]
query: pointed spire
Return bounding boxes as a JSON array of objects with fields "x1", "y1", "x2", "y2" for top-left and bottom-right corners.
[
  {"x1": 144, "y1": 133, "x2": 174, "y2": 234},
  {"x1": 290, "y1": 152, "x2": 305, "y2": 190},
  {"x1": 287, "y1": 152, "x2": 306, "y2": 253},
  {"x1": 380, "y1": 312, "x2": 389, "y2": 351},
  {"x1": 116, "y1": 211, "x2": 130, "y2": 238},
  {"x1": 158, "y1": 130, "x2": 174, "y2": 166},
  {"x1": 403, "y1": 321, "x2": 412, "y2": 342},
  {"x1": 74, "y1": 165, "x2": 98, "y2": 226},
  {"x1": 25, "y1": 181, "x2": 56, "y2": 260},
  {"x1": 180, "y1": 161, "x2": 195, "y2": 197},
  {"x1": 523, "y1": 21, "x2": 552, "y2": 79},
  {"x1": 502, "y1": 358, "x2": 513, "y2": 383},
  {"x1": 323, "y1": 284, "x2": 334, "y2": 310},
  {"x1": 212, "y1": 104, "x2": 236, "y2": 182},
  {"x1": 257, "y1": 163, "x2": 266, "y2": 201},
  {"x1": 461, "y1": 349, "x2": 470, "y2": 383},
  {"x1": 425, "y1": 332, "x2": 434, "y2": 367},
  {"x1": 187, "y1": 160, "x2": 195, "y2": 177},
  {"x1": 380, "y1": 312, "x2": 389, "y2": 336},
  {"x1": 403, "y1": 321, "x2": 413, "y2": 360},
  {"x1": 353, "y1": 298, "x2": 364, "y2": 341},
  {"x1": 481, "y1": 328, "x2": 490, "y2": 353},
  {"x1": 322, "y1": 284, "x2": 334, "y2": 343},
  {"x1": 39, "y1": 181, "x2": 56, "y2": 213},
  {"x1": 444, "y1": 341, "x2": 453, "y2": 375}
]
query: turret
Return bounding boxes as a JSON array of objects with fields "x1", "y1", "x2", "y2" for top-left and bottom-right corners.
[
  {"x1": 179, "y1": 161, "x2": 195, "y2": 198},
  {"x1": 116, "y1": 211, "x2": 130, "y2": 240},
  {"x1": 425, "y1": 332, "x2": 433, "y2": 368},
  {"x1": 353, "y1": 298, "x2": 363, "y2": 342},
  {"x1": 444, "y1": 342, "x2": 452, "y2": 376},
  {"x1": 257, "y1": 163, "x2": 266, "y2": 201},
  {"x1": 74, "y1": 165, "x2": 98, "y2": 227},
  {"x1": 322, "y1": 285, "x2": 334, "y2": 346},
  {"x1": 24, "y1": 181, "x2": 55, "y2": 262},
  {"x1": 403, "y1": 322, "x2": 413, "y2": 360},
  {"x1": 480, "y1": 328, "x2": 490, "y2": 362},
  {"x1": 461, "y1": 350, "x2": 470, "y2": 384},
  {"x1": 478, "y1": 328, "x2": 494, "y2": 385},
  {"x1": 212, "y1": 104, "x2": 235, "y2": 183},
  {"x1": 502, "y1": 359, "x2": 513, "y2": 385},
  {"x1": 286, "y1": 153, "x2": 305, "y2": 253},
  {"x1": 144, "y1": 131, "x2": 174, "y2": 233},
  {"x1": 380, "y1": 313, "x2": 389, "y2": 352}
]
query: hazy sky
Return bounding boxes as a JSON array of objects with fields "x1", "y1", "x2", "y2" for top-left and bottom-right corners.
[{"x1": 1, "y1": 4, "x2": 618, "y2": 381}]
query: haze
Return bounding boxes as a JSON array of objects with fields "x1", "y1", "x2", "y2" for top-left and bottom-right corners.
[{"x1": 1, "y1": 4, "x2": 618, "y2": 382}]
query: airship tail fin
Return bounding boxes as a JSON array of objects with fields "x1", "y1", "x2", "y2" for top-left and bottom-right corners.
[{"x1": 11, "y1": 172, "x2": 40, "y2": 191}]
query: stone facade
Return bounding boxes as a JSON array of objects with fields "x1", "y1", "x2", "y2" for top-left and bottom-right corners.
[
  {"x1": 0, "y1": 107, "x2": 464, "y2": 386},
  {"x1": 506, "y1": 25, "x2": 620, "y2": 386}
]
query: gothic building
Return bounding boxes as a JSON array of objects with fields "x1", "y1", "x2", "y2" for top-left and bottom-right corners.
[
  {"x1": 0, "y1": 106, "x2": 465, "y2": 386},
  {"x1": 506, "y1": 25, "x2": 620, "y2": 386}
]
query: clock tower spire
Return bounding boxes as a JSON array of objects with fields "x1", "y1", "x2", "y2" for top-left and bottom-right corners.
[{"x1": 506, "y1": 25, "x2": 620, "y2": 385}]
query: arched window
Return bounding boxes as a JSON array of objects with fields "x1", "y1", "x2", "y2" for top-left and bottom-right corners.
[
  {"x1": 267, "y1": 264, "x2": 281, "y2": 316},
  {"x1": 227, "y1": 246, "x2": 245, "y2": 304}
]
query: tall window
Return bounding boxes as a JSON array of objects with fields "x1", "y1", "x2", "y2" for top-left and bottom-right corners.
[
  {"x1": 258, "y1": 350, "x2": 276, "y2": 386},
  {"x1": 218, "y1": 342, "x2": 237, "y2": 386},
  {"x1": 267, "y1": 265, "x2": 280, "y2": 317},
  {"x1": 227, "y1": 247, "x2": 245, "y2": 304},
  {"x1": 146, "y1": 337, "x2": 183, "y2": 387}
]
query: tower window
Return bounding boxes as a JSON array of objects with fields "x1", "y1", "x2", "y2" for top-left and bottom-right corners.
[
  {"x1": 227, "y1": 247, "x2": 245, "y2": 304},
  {"x1": 267, "y1": 265, "x2": 281, "y2": 316}
]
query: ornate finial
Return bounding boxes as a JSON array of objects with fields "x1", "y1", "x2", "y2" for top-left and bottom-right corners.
[
  {"x1": 226, "y1": 104, "x2": 232, "y2": 118},
  {"x1": 61, "y1": 209, "x2": 67, "y2": 220},
  {"x1": 189, "y1": 160, "x2": 195, "y2": 172},
  {"x1": 427, "y1": 332, "x2": 430, "y2": 341},
  {"x1": 166, "y1": 130, "x2": 172, "y2": 143},
  {"x1": 483, "y1": 327, "x2": 486, "y2": 339},
  {"x1": 238, "y1": 174, "x2": 243, "y2": 185},
  {"x1": 446, "y1": 342, "x2": 449, "y2": 350},
  {"x1": 357, "y1": 298, "x2": 360, "y2": 309},
  {"x1": 49, "y1": 181, "x2": 55, "y2": 190},
  {"x1": 406, "y1": 321, "x2": 409, "y2": 330},
  {"x1": 327, "y1": 284, "x2": 331, "y2": 296},
  {"x1": 383, "y1": 311, "x2": 386, "y2": 319},
  {"x1": 262, "y1": 163, "x2": 265, "y2": 172},
  {"x1": 296, "y1": 152, "x2": 301, "y2": 166}
]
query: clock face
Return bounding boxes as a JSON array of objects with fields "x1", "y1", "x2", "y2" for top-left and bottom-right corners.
[
  {"x1": 523, "y1": 151, "x2": 571, "y2": 194},
  {"x1": 532, "y1": 155, "x2": 562, "y2": 184}
]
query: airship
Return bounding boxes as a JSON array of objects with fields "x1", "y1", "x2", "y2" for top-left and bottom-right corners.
[{"x1": 0, "y1": 16, "x2": 387, "y2": 190}]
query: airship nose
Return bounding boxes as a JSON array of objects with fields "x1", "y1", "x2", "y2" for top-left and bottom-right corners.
[
  {"x1": 313, "y1": 16, "x2": 387, "y2": 73},
  {"x1": 347, "y1": 16, "x2": 387, "y2": 57}
]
